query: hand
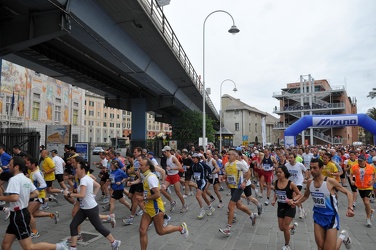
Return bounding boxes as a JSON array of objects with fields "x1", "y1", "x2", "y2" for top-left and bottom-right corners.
[
  {"x1": 63, "y1": 190, "x2": 70, "y2": 196},
  {"x1": 161, "y1": 184, "x2": 166, "y2": 190},
  {"x1": 271, "y1": 201, "x2": 276, "y2": 206},
  {"x1": 116, "y1": 182, "x2": 121, "y2": 185},
  {"x1": 346, "y1": 208, "x2": 355, "y2": 217},
  {"x1": 166, "y1": 166, "x2": 171, "y2": 171},
  {"x1": 127, "y1": 181, "x2": 132, "y2": 187},
  {"x1": 303, "y1": 179, "x2": 307, "y2": 184},
  {"x1": 135, "y1": 195, "x2": 144, "y2": 202}
]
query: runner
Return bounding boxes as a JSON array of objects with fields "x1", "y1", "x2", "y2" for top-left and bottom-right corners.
[
  {"x1": 294, "y1": 158, "x2": 354, "y2": 250},
  {"x1": 204, "y1": 150, "x2": 223, "y2": 208},
  {"x1": 219, "y1": 149, "x2": 258, "y2": 235},
  {"x1": 137, "y1": 156, "x2": 188, "y2": 250},
  {"x1": 271, "y1": 166, "x2": 302, "y2": 250}
]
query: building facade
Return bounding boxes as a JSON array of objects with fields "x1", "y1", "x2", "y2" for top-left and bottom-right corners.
[
  {"x1": 0, "y1": 60, "x2": 85, "y2": 145},
  {"x1": 272, "y1": 75, "x2": 358, "y2": 146},
  {"x1": 221, "y1": 94, "x2": 279, "y2": 147}
]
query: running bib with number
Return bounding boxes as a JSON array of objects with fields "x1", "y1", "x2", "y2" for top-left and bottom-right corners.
[
  {"x1": 263, "y1": 164, "x2": 271, "y2": 171},
  {"x1": 143, "y1": 190, "x2": 148, "y2": 204},
  {"x1": 193, "y1": 172, "x2": 201, "y2": 181},
  {"x1": 227, "y1": 175, "x2": 236, "y2": 185},
  {"x1": 275, "y1": 190, "x2": 287, "y2": 203},
  {"x1": 312, "y1": 192, "x2": 326, "y2": 208}
]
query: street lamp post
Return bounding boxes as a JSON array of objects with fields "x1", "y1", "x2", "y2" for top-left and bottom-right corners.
[
  {"x1": 219, "y1": 79, "x2": 237, "y2": 150},
  {"x1": 202, "y1": 10, "x2": 239, "y2": 150}
]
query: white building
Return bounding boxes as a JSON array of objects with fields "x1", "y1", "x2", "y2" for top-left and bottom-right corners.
[{"x1": 221, "y1": 94, "x2": 279, "y2": 146}]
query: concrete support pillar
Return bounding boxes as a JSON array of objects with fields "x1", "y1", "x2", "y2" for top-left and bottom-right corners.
[{"x1": 130, "y1": 98, "x2": 147, "y2": 149}]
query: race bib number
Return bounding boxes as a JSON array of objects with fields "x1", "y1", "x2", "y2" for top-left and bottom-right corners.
[
  {"x1": 143, "y1": 190, "x2": 148, "y2": 204},
  {"x1": 208, "y1": 174, "x2": 213, "y2": 179},
  {"x1": 227, "y1": 175, "x2": 236, "y2": 185},
  {"x1": 193, "y1": 172, "x2": 201, "y2": 181},
  {"x1": 263, "y1": 164, "x2": 271, "y2": 171},
  {"x1": 275, "y1": 190, "x2": 287, "y2": 203},
  {"x1": 312, "y1": 192, "x2": 326, "y2": 208}
]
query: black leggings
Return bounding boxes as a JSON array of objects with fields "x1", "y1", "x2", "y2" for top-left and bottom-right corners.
[{"x1": 70, "y1": 205, "x2": 110, "y2": 237}]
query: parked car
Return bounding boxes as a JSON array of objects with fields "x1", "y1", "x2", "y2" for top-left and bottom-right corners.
[{"x1": 92, "y1": 147, "x2": 105, "y2": 155}]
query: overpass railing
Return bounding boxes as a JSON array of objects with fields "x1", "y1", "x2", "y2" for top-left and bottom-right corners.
[{"x1": 139, "y1": 0, "x2": 218, "y2": 118}]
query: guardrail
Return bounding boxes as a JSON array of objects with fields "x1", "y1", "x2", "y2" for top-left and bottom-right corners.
[
  {"x1": 273, "y1": 85, "x2": 346, "y2": 97},
  {"x1": 139, "y1": 0, "x2": 218, "y2": 118},
  {"x1": 273, "y1": 102, "x2": 345, "y2": 113}
]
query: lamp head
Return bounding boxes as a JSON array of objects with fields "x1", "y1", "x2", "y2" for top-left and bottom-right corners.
[
  {"x1": 233, "y1": 87, "x2": 238, "y2": 92},
  {"x1": 228, "y1": 25, "x2": 240, "y2": 34}
]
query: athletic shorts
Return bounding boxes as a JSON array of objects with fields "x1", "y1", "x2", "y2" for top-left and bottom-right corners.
[
  {"x1": 243, "y1": 185, "x2": 252, "y2": 197},
  {"x1": 100, "y1": 172, "x2": 109, "y2": 183},
  {"x1": 55, "y1": 174, "x2": 64, "y2": 183},
  {"x1": 196, "y1": 180, "x2": 207, "y2": 191},
  {"x1": 6, "y1": 208, "x2": 31, "y2": 240},
  {"x1": 358, "y1": 189, "x2": 372, "y2": 199},
  {"x1": 347, "y1": 176, "x2": 358, "y2": 192},
  {"x1": 313, "y1": 212, "x2": 339, "y2": 230},
  {"x1": 297, "y1": 185, "x2": 303, "y2": 191},
  {"x1": 184, "y1": 172, "x2": 192, "y2": 181},
  {"x1": 129, "y1": 183, "x2": 143, "y2": 194},
  {"x1": 277, "y1": 204, "x2": 296, "y2": 218},
  {"x1": 0, "y1": 172, "x2": 13, "y2": 181},
  {"x1": 260, "y1": 170, "x2": 274, "y2": 184},
  {"x1": 111, "y1": 190, "x2": 124, "y2": 200},
  {"x1": 208, "y1": 178, "x2": 219, "y2": 185},
  {"x1": 166, "y1": 174, "x2": 180, "y2": 185},
  {"x1": 29, "y1": 198, "x2": 45, "y2": 204},
  {"x1": 145, "y1": 205, "x2": 165, "y2": 218},
  {"x1": 230, "y1": 188, "x2": 243, "y2": 202},
  {"x1": 46, "y1": 180, "x2": 54, "y2": 187}
]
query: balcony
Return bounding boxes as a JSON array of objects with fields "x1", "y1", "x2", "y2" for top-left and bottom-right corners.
[
  {"x1": 273, "y1": 102, "x2": 345, "y2": 114},
  {"x1": 273, "y1": 85, "x2": 345, "y2": 100}
]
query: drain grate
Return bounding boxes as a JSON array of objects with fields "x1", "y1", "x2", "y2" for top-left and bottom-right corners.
[{"x1": 62, "y1": 231, "x2": 103, "y2": 246}]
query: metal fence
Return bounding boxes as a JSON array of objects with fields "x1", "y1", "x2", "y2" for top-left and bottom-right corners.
[{"x1": 0, "y1": 128, "x2": 41, "y2": 158}]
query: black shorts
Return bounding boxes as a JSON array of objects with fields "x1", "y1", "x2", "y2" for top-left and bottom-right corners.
[
  {"x1": 358, "y1": 189, "x2": 372, "y2": 199},
  {"x1": 111, "y1": 190, "x2": 124, "y2": 200},
  {"x1": 29, "y1": 198, "x2": 45, "y2": 204},
  {"x1": 208, "y1": 178, "x2": 220, "y2": 185},
  {"x1": 277, "y1": 204, "x2": 296, "y2": 218},
  {"x1": 178, "y1": 171, "x2": 184, "y2": 177},
  {"x1": 184, "y1": 173, "x2": 192, "y2": 181},
  {"x1": 0, "y1": 172, "x2": 13, "y2": 181},
  {"x1": 197, "y1": 180, "x2": 208, "y2": 191},
  {"x1": 243, "y1": 185, "x2": 252, "y2": 197},
  {"x1": 129, "y1": 183, "x2": 143, "y2": 194},
  {"x1": 46, "y1": 180, "x2": 54, "y2": 187},
  {"x1": 55, "y1": 174, "x2": 64, "y2": 183},
  {"x1": 297, "y1": 185, "x2": 303, "y2": 191},
  {"x1": 347, "y1": 176, "x2": 358, "y2": 192},
  {"x1": 230, "y1": 188, "x2": 243, "y2": 202},
  {"x1": 6, "y1": 208, "x2": 31, "y2": 240}
]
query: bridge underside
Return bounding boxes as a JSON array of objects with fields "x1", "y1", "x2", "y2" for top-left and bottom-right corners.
[{"x1": 0, "y1": 0, "x2": 218, "y2": 124}]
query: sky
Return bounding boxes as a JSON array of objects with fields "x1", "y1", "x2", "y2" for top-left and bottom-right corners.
[{"x1": 162, "y1": 0, "x2": 376, "y2": 117}]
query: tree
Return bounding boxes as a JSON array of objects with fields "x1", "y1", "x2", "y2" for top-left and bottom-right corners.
[
  {"x1": 172, "y1": 110, "x2": 216, "y2": 148},
  {"x1": 365, "y1": 107, "x2": 376, "y2": 144},
  {"x1": 367, "y1": 88, "x2": 376, "y2": 99}
]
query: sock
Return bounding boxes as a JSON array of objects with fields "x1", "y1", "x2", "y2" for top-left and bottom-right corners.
[
  {"x1": 208, "y1": 205, "x2": 212, "y2": 209},
  {"x1": 164, "y1": 214, "x2": 168, "y2": 219},
  {"x1": 49, "y1": 213, "x2": 54, "y2": 218},
  {"x1": 338, "y1": 234, "x2": 346, "y2": 241},
  {"x1": 219, "y1": 200, "x2": 222, "y2": 203},
  {"x1": 267, "y1": 197, "x2": 269, "y2": 200},
  {"x1": 32, "y1": 229, "x2": 37, "y2": 234},
  {"x1": 179, "y1": 226, "x2": 183, "y2": 232},
  {"x1": 227, "y1": 224, "x2": 232, "y2": 228}
]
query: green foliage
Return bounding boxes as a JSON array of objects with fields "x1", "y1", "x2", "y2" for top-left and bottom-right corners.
[
  {"x1": 172, "y1": 110, "x2": 216, "y2": 147},
  {"x1": 367, "y1": 88, "x2": 376, "y2": 99}
]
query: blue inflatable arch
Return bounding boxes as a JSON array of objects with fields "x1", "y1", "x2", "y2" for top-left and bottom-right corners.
[{"x1": 284, "y1": 114, "x2": 376, "y2": 147}]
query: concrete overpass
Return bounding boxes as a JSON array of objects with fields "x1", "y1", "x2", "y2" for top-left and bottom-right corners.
[{"x1": 0, "y1": 0, "x2": 219, "y2": 147}]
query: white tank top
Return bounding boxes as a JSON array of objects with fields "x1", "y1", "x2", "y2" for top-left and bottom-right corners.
[
  {"x1": 166, "y1": 156, "x2": 179, "y2": 175},
  {"x1": 206, "y1": 158, "x2": 218, "y2": 179}
]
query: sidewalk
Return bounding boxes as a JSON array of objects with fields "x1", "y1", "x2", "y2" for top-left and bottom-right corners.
[{"x1": 1, "y1": 184, "x2": 376, "y2": 249}]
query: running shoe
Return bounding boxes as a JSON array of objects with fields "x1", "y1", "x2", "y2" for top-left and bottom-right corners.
[
  {"x1": 122, "y1": 216, "x2": 134, "y2": 225},
  {"x1": 290, "y1": 222, "x2": 298, "y2": 235},
  {"x1": 101, "y1": 198, "x2": 109, "y2": 204},
  {"x1": 102, "y1": 204, "x2": 110, "y2": 212},
  {"x1": 110, "y1": 213, "x2": 116, "y2": 228},
  {"x1": 282, "y1": 245, "x2": 291, "y2": 250},
  {"x1": 163, "y1": 215, "x2": 171, "y2": 227},
  {"x1": 54, "y1": 211, "x2": 59, "y2": 224},
  {"x1": 170, "y1": 201, "x2": 177, "y2": 212},
  {"x1": 180, "y1": 205, "x2": 188, "y2": 213},
  {"x1": 49, "y1": 195, "x2": 59, "y2": 203},
  {"x1": 219, "y1": 226, "x2": 231, "y2": 235},
  {"x1": 250, "y1": 213, "x2": 257, "y2": 226},
  {"x1": 366, "y1": 218, "x2": 372, "y2": 228},
  {"x1": 218, "y1": 202, "x2": 223, "y2": 208},
  {"x1": 188, "y1": 191, "x2": 194, "y2": 196},
  {"x1": 3, "y1": 207, "x2": 10, "y2": 221},
  {"x1": 339, "y1": 230, "x2": 352, "y2": 249},
  {"x1": 207, "y1": 207, "x2": 215, "y2": 216},
  {"x1": 371, "y1": 209, "x2": 375, "y2": 220},
  {"x1": 136, "y1": 209, "x2": 144, "y2": 216},
  {"x1": 0, "y1": 201, "x2": 6, "y2": 206},
  {"x1": 197, "y1": 209, "x2": 206, "y2": 219},
  {"x1": 264, "y1": 199, "x2": 269, "y2": 206},
  {"x1": 257, "y1": 204, "x2": 263, "y2": 215},
  {"x1": 183, "y1": 194, "x2": 188, "y2": 198},
  {"x1": 56, "y1": 241, "x2": 69, "y2": 250},
  {"x1": 210, "y1": 197, "x2": 216, "y2": 203},
  {"x1": 111, "y1": 240, "x2": 121, "y2": 250},
  {"x1": 30, "y1": 232, "x2": 40, "y2": 238},
  {"x1": 180, "y1": 222, "x2": 189, "y2": 239},
  {"x1": 219, "y1": 186, "x2": 224, "y2": 191},
  {"x1": 67, "y1": 234, "x2": 84, "y2": 243}
]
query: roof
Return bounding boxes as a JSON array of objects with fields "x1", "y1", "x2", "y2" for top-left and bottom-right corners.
[{"x1": 215, "y1": 127, "x2": 234, "y2": 135}]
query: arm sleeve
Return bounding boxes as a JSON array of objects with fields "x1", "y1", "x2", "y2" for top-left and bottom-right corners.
[
  {"x1": 35, "y1": 172, "x2": 47, "y2": 190},
  {"x1": 148, "y1": 175, "x2": 159, "y2": 189}
]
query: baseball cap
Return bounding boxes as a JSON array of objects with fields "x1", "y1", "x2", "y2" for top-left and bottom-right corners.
[
  {"x1": 148, "y1": 152, "x2": 154, "y2": 156},
  {"x1": 358, "y1": 155, "x2": 366, "y2": 161},
  {"x1": 50, "y1": 149, "x2": 58, "y2": 154},
  {"x1": 182, "y1": 148, "x2": 188, "y2": 153},
  {"x1": 192, "y1": 153, "x2": 200, "y2": 158},
  {"x1": 254, "y1": 150, "x2": 259, "y2": 154},
  {"x1": 162, "y1": 146, "x2": 171, "y2": 152}
]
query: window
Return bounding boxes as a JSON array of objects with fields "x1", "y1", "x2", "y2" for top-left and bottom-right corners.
[
  {"x1": 116, "y1": 123, "x2": 120, "y2": 128},
  {"x1": 89, "y1": 111, "x2": 94, "y2": 116},
  {"x1": 84, "y1": 110, "x2": 86, "y2": 115},
  {"x1": 54, "y1": 105, "x2": 61, "y2": 122},
  {"x1": 235, "y1": 110, "x2": 239, "y2": 115},
  {"x1": 55, "y1": 98, "x2": 61, "y2": 104},
  {"x1": 110, "y1": 113, "x2": 114, "y2": 119},
  {"x1": 249, "y1": 123, "x2": 251, "y2": 132},
  {"x1": 103, "y1": 122, "x2": 107, "y2": 127},
  {"x1": 73, "y1": 110, "x2": 78, "y2": 125},
  {"x1": 117, "y1": 114, "x2": 119, "y2": 119},
  {"x1": 127, "y1": 111, "x2": 131, "y2": 115},
  {"x1": 32, "y1": 102, "x2": 40, "y2": 120},
  {"x1": 255, "y1": 123, "x2": 257, "y2": 132},
  {"x1": 104, "y1": 113, "x2": 107, "y2": 118},
  {"x1": 98, "y1": 112, "x2": 100, "y2": 117},
  {"x1": 235, "y1": 123, "x2": 239, "y2": 131},
  {"x1": 74, "y1": 102, "x2": 78, "y2": 107},
  {"x1": 148, "y1": 125, "x2": 151, "y2": 130},
  {"x1": 84, "y1": 120, "x2": 86, "y2": 125},
  {"x1": 33, "y1": 93, "x2": 41, "y2": 99},
  {"x1": 89, "y1": 101, "x2": 94, "y2": 106}
]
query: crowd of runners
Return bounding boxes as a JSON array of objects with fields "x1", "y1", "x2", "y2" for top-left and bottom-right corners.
[{"x1": 0, "y1": 143, "x2": 376, "y2": 250}]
